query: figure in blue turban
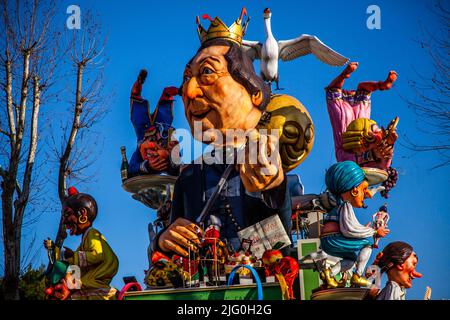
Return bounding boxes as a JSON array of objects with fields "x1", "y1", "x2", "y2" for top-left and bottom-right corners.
[{"x1": 320, "y1": 161, "x2": 390, "y2": 288}]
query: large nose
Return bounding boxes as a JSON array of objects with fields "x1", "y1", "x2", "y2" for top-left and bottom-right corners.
[
  {"x1": 365, "y1": 189, "x2": 373, "y2": 199},
  {"x1": 185, "y1": 77, "x2": 203, "y2": 100},
  {"x1": 411, "y1": 270, "x2": 423, "y2": 279}
]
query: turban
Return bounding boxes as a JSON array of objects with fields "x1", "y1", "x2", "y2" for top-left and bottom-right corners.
[{"x1": 325, "y1": 161, "x2": 366, "y2": 196}]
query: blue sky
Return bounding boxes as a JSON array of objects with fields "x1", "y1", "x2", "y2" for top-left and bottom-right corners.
[{"x1": 2, "y1": 0, "x2": 449, "y2": 300}]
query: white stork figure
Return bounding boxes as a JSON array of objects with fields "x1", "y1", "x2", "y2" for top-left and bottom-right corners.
[{"x1": 242, "y1": 8, "x2": 349, "y2": 90}]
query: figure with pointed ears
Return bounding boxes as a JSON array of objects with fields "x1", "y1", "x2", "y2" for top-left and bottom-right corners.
[{"x1": 43, "y1": 187, "x2": 119, "y2": 300}]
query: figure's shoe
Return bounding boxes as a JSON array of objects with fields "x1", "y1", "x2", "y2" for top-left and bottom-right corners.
[
  {"x1": 341, "y1": 62, "x2": 359, "y2": 78},
  {"x1": 379, "y1": 71, "x2": 398, "y2": 90},
  {"x1": 320, "y1": 268, "x2": 339, "y2": 289},
  {"x1": 351, "y1": 273, "x2": 371, "y2": 288},
  {"x1": 337, "y1": 273, "x2": 348, "y2": 288}
]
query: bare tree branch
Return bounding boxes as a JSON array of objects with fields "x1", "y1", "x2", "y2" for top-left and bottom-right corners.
[
  {"x1": 0, "y1": 0, "x2": 57, "y2": 300},
  {"x1": 401, "y1": 0, "x2": 450, "y2": 169},
  {"x1": 54, "y1": 10, "x2": 110, "y2": 248}
]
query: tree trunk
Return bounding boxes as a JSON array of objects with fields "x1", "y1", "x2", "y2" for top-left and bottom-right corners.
[
  {"x1": 1, "y1": 50, "x2": 36, "y2": 300},
  {"x1": 1, "y1": 185, "x2": 20, "y2": 300},
  {"x1": 1, "y1": 0, "x2": 60, "y2": 300},
  {"x1": 55, "y1": 63, "x2": 84, "y2": 248}
]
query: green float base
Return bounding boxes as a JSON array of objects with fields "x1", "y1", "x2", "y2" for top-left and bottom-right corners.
[{"x1": 123, "y1": 283, "x2": 283, "y2": 300}]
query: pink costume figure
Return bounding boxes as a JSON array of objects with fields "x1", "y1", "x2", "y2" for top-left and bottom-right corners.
[
  {"x1": 325, "y1": 62, "x2": 398, "y2": 169},
  {"x1": 372, "y1": 204, "x2": 390, "y2": 249}
]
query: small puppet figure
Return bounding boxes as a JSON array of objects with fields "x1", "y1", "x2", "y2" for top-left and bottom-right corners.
[
  {"x1": 373, "y1": 241, "x2": 422, "y2": 300},
  {"x1": 371, "y1": 204, "x2": 390, "y2": 249},
  {"x1": 200, "y1": 215, "x2": 229, "y2": 285},
  {"x1": 325, "y1": 62, "x2": 399, "y2": 196},
  {"x1": 145, "y1": 252, "x2": 187, "y2": 288},
  {"x1": 262, "y1": 246, "x2": 299, "y2": 300},
  {"x1": 43, "y1": 261, "x2": 71, "y2": 300},
  {"x1": 44, "y1": 187, "x2": 119, "y2": 300},
  {"x1": 319, "y1": 161, "x2": 390, "y2": 289},
  {"x1": 224, "y1": 239, "x2": 258, "y2": 279}
]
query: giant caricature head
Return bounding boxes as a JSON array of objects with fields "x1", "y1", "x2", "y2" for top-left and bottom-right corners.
[
  {"x1": 374, "y1": 241, "x2": 422, "y2": 289},
  {"x1": 62, "y1": 187, "x2": 98, "y2": 236},
  {"x1": 181, "y1": 37, "x2": 271, "y2": 145},
  {"x1": 325, "y1": 161, "x2": 372, "y2": 208}
]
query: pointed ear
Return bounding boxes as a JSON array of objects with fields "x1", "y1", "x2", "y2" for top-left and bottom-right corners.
[{"x1": 251, "y1": 90, "x2": 263, "y2": 107}]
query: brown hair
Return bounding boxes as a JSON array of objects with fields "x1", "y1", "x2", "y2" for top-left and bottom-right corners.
[
  {"x1": 63, "y1": 193, "x2": 98, "y2": 222},
  {"x1": 184, "y1": 38, "x2": 271, "y2": 110},
  {"x1": 373, "y1": 241, "x2": 414, "y2": 273}
]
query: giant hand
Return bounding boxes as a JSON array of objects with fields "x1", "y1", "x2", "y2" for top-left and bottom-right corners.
[
  {"x1": 158, "y1": 217, "x2": 202, "y2": 257},
  {"x1": 238, "y1": 129, "x2": 284, "y2": 192}
]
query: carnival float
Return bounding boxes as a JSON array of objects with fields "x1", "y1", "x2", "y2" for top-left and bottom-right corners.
[{"x1": 42, "y1": 7, "x2": 422, "y2": 301}]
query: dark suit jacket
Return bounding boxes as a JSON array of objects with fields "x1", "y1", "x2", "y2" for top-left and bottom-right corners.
[{"x1": 154, "y1": 162, "x2": 292, "y2": 253}]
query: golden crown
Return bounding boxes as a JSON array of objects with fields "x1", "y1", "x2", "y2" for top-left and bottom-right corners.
[{"x1": 196, "y1": 8, "x2": 250, "y2": 46}]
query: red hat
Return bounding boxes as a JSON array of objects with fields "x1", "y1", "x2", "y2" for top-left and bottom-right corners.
[{"x1": 67, "y1": 186, "x2": 79, "y2": 197}]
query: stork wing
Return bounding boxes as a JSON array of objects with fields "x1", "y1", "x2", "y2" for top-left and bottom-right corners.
[
  {"x1": 278, "y1": 34, "x2": 349, "y2": 66},
  {"x1": 241, "y1": 40, "x2": 263, "y2": 61}
]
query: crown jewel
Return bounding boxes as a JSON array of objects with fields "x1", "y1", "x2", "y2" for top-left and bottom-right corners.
[{"x1": 196, "y1": 8, "x2": 250, "y2": 46}]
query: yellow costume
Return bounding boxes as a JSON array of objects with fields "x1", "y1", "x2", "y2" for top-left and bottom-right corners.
[{"x1": 66, "y1": 227, "x2": 119, "y2": 300}]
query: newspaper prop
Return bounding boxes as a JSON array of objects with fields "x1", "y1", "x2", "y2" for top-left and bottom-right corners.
[{"x1": 238, "y1": 214, "x2": 291, "y2": 258}]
